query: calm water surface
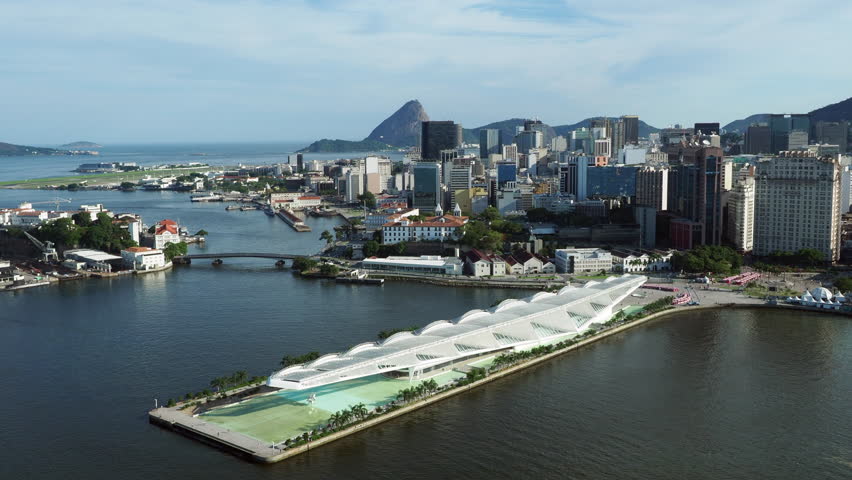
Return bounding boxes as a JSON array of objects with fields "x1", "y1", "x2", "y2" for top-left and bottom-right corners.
[{"x1": 1, "y1": 184, "x2": 851, "y2": 478}]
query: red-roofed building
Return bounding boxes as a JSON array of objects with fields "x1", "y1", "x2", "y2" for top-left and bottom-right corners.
[
  {"x1": 463, "y1": 249, "x2": 507, "y2": 277},
  {"x1": 154, "y1": 219, "x2": 181, "y2": 249},
  {"x1": 381, "y1": 214, "x2": 469, "y2": 245}
]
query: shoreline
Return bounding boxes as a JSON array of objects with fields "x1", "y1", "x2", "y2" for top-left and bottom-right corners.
[{"x1": 148, "y1": 302, "x2": 846, "y2": 464}]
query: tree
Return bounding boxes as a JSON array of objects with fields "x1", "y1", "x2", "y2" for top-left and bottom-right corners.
[
  {"x1": 479, "y1": 206, "x2": 500, "y2": 222},
  {"x1": 363, "y1": 240, "x2": 380, "y2": 257},
  {"x1": 292, "y1": 257, "x2": 318, "y2": 272},
  {"x1": 357, "y1": 191, "x2": 376, "y2": 209},
  {"x1": 119, "y1": 181, "x2": 136, "y2": 191},
  {"x1": 195, "y1": 229, "x2": 208, "y2": 236},
  {"x1": 318, "y1": 263, "x2": 339, "y2": 276},
  {"x1": 320, "y1": 230, "x2": 334, "y2": 245},
  {"x1": 834, "y1": 277, "x2": 852, "y2": 292},
  {"x1": 162, "y1": 242, "x2": 188, "y2": 261}
]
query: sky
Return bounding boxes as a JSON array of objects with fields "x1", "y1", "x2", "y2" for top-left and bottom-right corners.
[{"x1": 2, "y1": 0, "x2": 851, "y2": 145}]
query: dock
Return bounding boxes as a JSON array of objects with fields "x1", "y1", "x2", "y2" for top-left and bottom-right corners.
[
  {"x1": 277, "y1": 209, "x2": 311, "y2": 232},
  {"x1": 336, "y1": 269, "x2": 384, "y2": 285}
]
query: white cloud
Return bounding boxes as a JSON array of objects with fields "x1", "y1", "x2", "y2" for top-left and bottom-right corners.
[{"x1": 0, "y1": 0, "x2": 850, "y2": 142}]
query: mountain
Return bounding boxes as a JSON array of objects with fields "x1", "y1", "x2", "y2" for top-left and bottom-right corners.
[
  {"x1": 722, "y1": 114, "x2": 770, "y2": 134},
  {"x1": 0, "y1": 142, "x2": 65, "y2": 156},
  {"x1": 61, "y1": 141, "x2": 102, "y2": 149},
  {"x1": 553, "y1": 118, "x2": 659, "y2": 139},
  {"x1": 462, "y1": 118, "x2": 556, "y2": 145},
  {"x1": 722, "y1": 96, "x2": 852, "y2": 134},
  {"x1": 365, "y1": 100, "x2": 429, "y2": 147},
  {"x1": 299, "y1": 99, "x2": 427, "y2": 152},
  {"x1": 809, "y1": 96, "x2": 852, "y2": 123},
  {"x1": 464, "y1": 117, "x2": 659, "y2": 145}
]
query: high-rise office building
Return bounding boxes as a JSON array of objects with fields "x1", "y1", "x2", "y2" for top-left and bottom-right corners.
[
  {"x1": 754, "y1": 152, "x2": 842, "y2": 261},
  {"x1": 551, "y1": 135, "x2": 568, "y2": 153},
  {"x1": 479, "y1": 129, "x2": 503, "y2": 159},
  {"x1": 421, "y1": 121, "x2": 463, "y2": 161},
  {"x1": 612, "y1": 120, "x2": 626, "y2": 154},
  {"x1": 815, "y1": 121, "x2": 849, "y2": 153},
  {"x1": 496, "y1": 162, "x2": 517, "y2": 188},
  {"x1": 726, "y1": 172, "x2": 755, "y2": 252},
  {"x1": 636, "y1": 166, "x2": 669, "y2": 211},
  {"x1": 412, "y1": 162, "x2": 441, "y2": 213},
  {"x1": 523, "y1": 119, "x2": 551, "y2": 145},
  {"x1": 288, "y1": 153, "x2": 304, "y2": 172},
  {"x1": 570, "y1": 128, "x2": 592, "y2": 153},
  {"x1": 622, "y1": 115, "x2": 639, "y2": 144},
  {"x1": 768, "y1": 114, "x2": 810, "y2": 153},
  {"x1": 695, "y1": 147, "x2": 725, "y2": 245},
  {"x1": 787, "y1": 130, "x2": 809, "y2": 150},
  {"x1": 694, "y1": 123, "x2": 720, "y2": 136},
  {"x1": 448, "y1": 159, "x2": 472, "y2": 209},
  {"x1": 502, "y1": 144, "x2": 519, "y2": 163},
  {"x1": 558, "y1": 155, "x2": 590, "y2": 201},
  {"x1": 744, "y1": 124, "x2": 771, "y2": 154},
  {"x1": 515, "y1": 130, "x2": 543, "y2": 154}
]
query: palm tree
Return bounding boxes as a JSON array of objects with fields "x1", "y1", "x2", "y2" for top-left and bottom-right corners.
[{"x1": 320, "y1": 230, "x2": 334, "y2": 245}]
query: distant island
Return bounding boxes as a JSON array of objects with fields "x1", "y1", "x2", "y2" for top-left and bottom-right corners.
[
  {"x1": 299, "y1": 138, "x2": 393, "y2": 153},
  {"x1": 61, "y1": 141, "x2": 103, "y2": 149}
]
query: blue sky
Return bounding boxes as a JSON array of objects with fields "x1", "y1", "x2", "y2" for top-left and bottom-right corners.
[{"x1": 1, "y1": 0, "x2": 850, "y2": 145}]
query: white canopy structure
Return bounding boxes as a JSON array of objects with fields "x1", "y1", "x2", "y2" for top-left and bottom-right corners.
[{"x1": 268, "y1": 274, "x2": 647, "y2": 390}]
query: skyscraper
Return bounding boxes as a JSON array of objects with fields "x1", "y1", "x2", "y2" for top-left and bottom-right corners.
[
  {"x1": 622, "y1": 115, "x2": 639, "y2": 144},
  {"x1": 769, "y1": 114, "x2": 810, "y2": 153},
  {"x1": 754, "y1": 152, "x2": 842, "y2": 261},
  {"x1": 744, "y1": 124, "x2": 771, "y2": 154},
  {"x1": 612, "y1": 120, "x2": 626, "y2": 154},
  {"x1": 514, "y1": 130, "x2": 542, "y2": 154},
  {"x1": 726, "y1": 171, "x2": 755, "y2": 252},
  {"x1": 815, "y1": 121, "x2": 849, "y2": 153},
  {"x1": 496, "y1": 162, "x2": 517, "y2": 188},
  {"x1": 479, "y1": 129, "x2": 503, "y2": 159},
  {"x1": 448, "y1": 158, "x2": 472, "y2": 209},
  {"x1": 695, "y1": 147, "x2": 725, "y2": 245},
  {"x1": 413, "y1": 162, "x2": 441, "y2": 214},
  {"x1": 559, "y1": 155, "x2": 590, "y2": 201},
  {"x1": 636, "y1": 166, "x2": 669, "y2": 211},
  {"x1": 421, "y1": 121, "x2": 463, "y2": 161}
]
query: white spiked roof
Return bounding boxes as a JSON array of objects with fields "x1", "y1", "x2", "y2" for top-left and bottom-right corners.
[{"x1": 268, "y1": 274, "x2": 647, "y2": 390}]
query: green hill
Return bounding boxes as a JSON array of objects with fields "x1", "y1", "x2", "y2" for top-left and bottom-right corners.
[
  {"x1": 298, "y1": 138, "x2": 393, "y2": 153},
  {"x1": 0, "y1": 142, "x2": 66, "y2": 156}
]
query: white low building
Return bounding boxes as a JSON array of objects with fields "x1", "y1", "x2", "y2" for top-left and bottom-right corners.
[
  {"x1": 611, "y1": 249, "x2": 673, "y2": 273},
  {"x1": 382, "y1": 213, "x2": 468, "y2": 245},
  {"x1": 121, "y1": 247, "x2": 167, "y2": 271},
  {"x1": 64, "y1": 249, "x2": 123, "y2": 272},
  {"x1": 362, "y1": 255, "x2": 463, "y2": 275},
  {"x1": 554, "y1": 248, "x2": 613, "y2": 274}
]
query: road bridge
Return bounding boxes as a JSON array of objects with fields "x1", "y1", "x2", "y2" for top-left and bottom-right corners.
[{"x1": 173, "y1": 253, "x2": 308, "y2": 266}]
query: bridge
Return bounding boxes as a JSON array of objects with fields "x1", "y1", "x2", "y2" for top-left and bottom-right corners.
[{"x1": 173, "y1": 253, "x2": 308, "y2": 266}]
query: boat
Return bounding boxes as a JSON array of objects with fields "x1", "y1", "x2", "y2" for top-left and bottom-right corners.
[
  {"x1": 225, "y1": 205, "x2": 240, "y2": 211},
  {"x1": 239, "y1": 206, "x2": 258, "y2": 211},
  {"x1": 263, "y1": 207, "x2": 275, "y2": 216}
]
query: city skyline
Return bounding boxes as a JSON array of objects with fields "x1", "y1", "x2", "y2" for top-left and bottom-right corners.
[{"x1": 2, "y1": 0, "x2": 851, "y2": 144}]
